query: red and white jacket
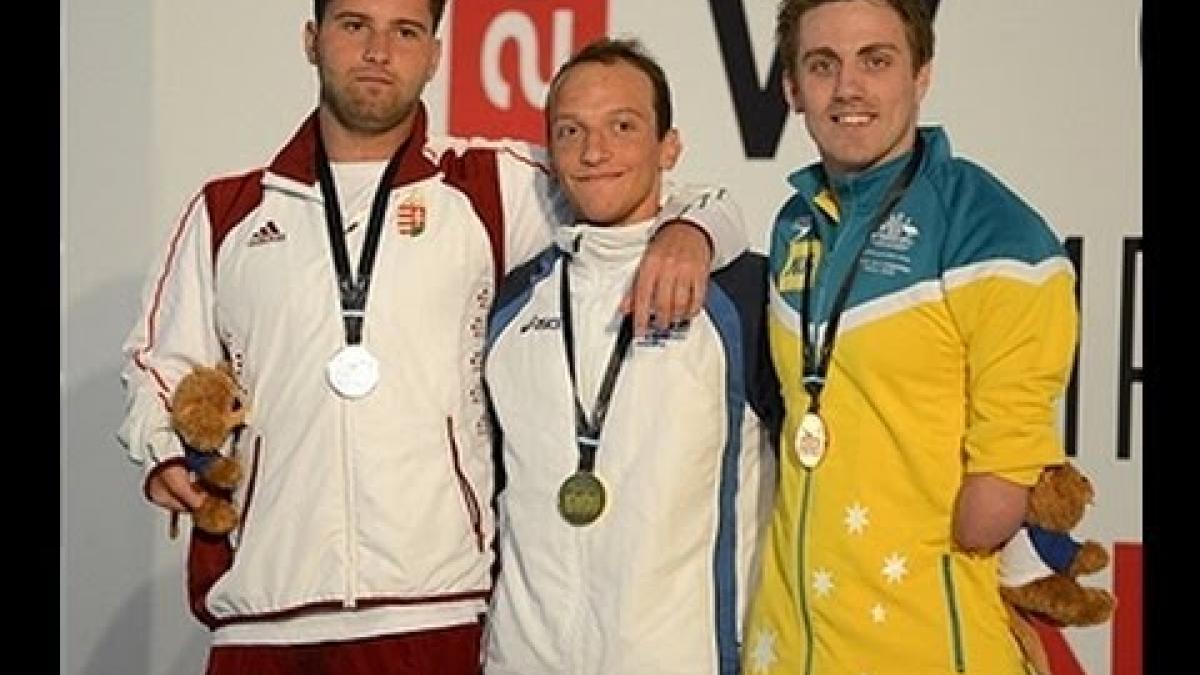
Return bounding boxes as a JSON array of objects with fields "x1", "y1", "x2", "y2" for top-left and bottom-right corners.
[{"x1": 118, "y1": 104, "x2": 744, "y2": 646}]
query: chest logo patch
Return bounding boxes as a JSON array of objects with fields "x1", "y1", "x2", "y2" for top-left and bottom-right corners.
[
  {"x1": 778, "y1": 236, "x2": 821, "y2": 293},
  {"x1": 394, "y1": 193, "x2": 427, "y2": 237}
]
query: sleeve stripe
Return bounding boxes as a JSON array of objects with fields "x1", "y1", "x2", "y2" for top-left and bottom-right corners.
[
  {"x1": 131, "y1": 190, "x2": 206, "y2": 404},
  {"x1": 944, "y1": 256, "x2": 1075, "y2": 291}
]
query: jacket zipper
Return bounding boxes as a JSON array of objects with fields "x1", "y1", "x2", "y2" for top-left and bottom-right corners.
[
  {"x1": 446, "y1": 417, "x2": 485, "y2": 552},
  {"x1": 796, "y1": 469, "x2": 816, "y2": 675},
  {"x1": 342, "y1": 405, "x2": 359, "y2": 607},
  {"x1": 940, "y1": 553, "x2": 967, "y2": 672},
  {"x1": 231, "y1": 436, "x2": 262, "y2": 552}
]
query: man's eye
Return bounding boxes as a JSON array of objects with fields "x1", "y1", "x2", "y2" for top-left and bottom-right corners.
[{"x1": 865, "y1": 54, "x2": 891, "y2": 70}]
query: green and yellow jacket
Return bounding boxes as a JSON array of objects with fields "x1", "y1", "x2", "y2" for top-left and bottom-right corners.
[{"x1": 744, "y1": 126, "x2": 1076, "y2": 675}]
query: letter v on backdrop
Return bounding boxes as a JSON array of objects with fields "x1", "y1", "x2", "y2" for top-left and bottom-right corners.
[{"x1": 448, "y1": 1, "x2": 607, "y2": 144}]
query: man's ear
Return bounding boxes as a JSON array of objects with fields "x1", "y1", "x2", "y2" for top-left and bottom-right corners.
[
  {"x1": 914, "y1": 61, "x2": 932, "y2": 105},
  {"x1": 425, "y1": 38, "x2": 443, "y2": 82},
  {"x1": 782, "y1": 71, "x2": 803, "y2": 113},
  {"x1": 304, "y1": 21, "x2": 319, "y2": 66},
  {"x1": 659, "y1": 129, "x2": 682, "y2": 171}
]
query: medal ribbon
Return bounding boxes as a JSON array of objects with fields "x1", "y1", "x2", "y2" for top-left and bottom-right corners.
[
  {"x1": 315, "y1": 127, "x2": 407, "y2": 346},
  {"x1": 799, "y1": 138, "x2": 925, "y2": 414},
  {"x1": 560, "y1": 258, "x2": 635, "y2": 474}
]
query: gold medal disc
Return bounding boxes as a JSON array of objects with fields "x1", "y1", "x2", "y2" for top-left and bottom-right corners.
[
  {"x1": 557, "y1": 471, "x2": 607, "y2": 526},
  {"x1": 794, "y1": 412, "x2": 828, "y2": 469}
]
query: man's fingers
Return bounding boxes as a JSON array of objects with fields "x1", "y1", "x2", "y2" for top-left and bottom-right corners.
[
  {"x1": 666, "y1": 275, "x2": 693, "y2": 326},
  {"x1": 627, "y1": 270, "x2": 707, "y2": 334},
  {"x1": 633, "y1": 279, "x2": 656, "y2": 336},
  {"x1": 147, "y1": 487, "x2": 189, "y2": 512},
  {"x1": 628, "y1": 258, "x2": 662, "y2": 336},
  {"x1": 687, "y1": 278, "x2": 707, "y2": 318},
  {"x1": 148, "y1": 465, "x2": 209, "y2": 513}
]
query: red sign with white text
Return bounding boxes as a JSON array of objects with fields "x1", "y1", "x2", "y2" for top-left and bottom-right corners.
[{"x1": 448, "y1": 1, "x2": 607, "y2": 145}]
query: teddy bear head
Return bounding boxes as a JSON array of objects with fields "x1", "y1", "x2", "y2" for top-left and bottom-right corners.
[
  {"x1": 170, "y1": 363, "x2": 246, "y2": 451},
  {"x1": 1025, "y1": 461, "x2": 1094, "y2": 533}
]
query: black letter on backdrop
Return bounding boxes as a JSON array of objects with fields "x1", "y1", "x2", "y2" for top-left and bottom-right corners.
[
  {"x1": 709, "y1": 0, "x2": 941, "y2": 159},
  {"x1": 708, "y1": 0, "x2": 788, "y2": 159},
  {"x1": 1118, "y1": 237, "x2": 1142, "y2": 461},
  {"x1": 1064, "y1": 237, "x2": 1083, "y2": 458}
]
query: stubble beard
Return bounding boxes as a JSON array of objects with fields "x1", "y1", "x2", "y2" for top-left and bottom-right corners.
[{"x1": 321, "y1": 78, "x2": 417, "y2": 136}]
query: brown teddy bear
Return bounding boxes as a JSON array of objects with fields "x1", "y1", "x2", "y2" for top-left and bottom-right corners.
[
  {"x1": 169, "y1": 361, "x2": 247, "y2": 536},
  {"x1": 998, "y1": 461, "x2": 1116, "y2": 672},
  {"x1": 999, "y1": 461, "x2": 1116, "y2": 624}
]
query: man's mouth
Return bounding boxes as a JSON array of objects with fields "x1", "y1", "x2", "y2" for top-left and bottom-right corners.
[{"x1": 831, "y1": 113, "x2": 875, "y2": 126}]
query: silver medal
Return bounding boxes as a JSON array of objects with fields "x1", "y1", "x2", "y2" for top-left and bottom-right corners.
[
  {"x1": 326, "y1": 344, "x2": 380, "y2": 399},
  {"x1": 794, "y1": 411, "x2": 827, "y2": 469}
]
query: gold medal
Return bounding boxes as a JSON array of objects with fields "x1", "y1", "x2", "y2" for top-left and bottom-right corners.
[
  {"x1": 794, "y1": 412, "x2": 827, "y2": 469},
  {"x1": 557, "y1": 471, "x2": 607, "y2": 526}
]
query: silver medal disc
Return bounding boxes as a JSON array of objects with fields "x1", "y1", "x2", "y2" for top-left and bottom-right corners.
[
  {"x1": 326, "y1": 344, "x2": 380, "y2": 399},
  {"x1": 794, "y1": 412, "x2": 827, "y2": 469}
]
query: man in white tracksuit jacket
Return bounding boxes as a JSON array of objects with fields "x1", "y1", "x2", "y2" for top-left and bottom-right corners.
[
  {"x1": 117, "y1": 1, "x2": 745, "y2": 673},
  {"x1": 483, "y1": 38, "x2": 781, "y2": 675}
]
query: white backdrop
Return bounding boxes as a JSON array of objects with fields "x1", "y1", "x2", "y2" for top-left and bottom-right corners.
[{"x1": 63, "y1": 1, "x2": 1141, "y2": 673}]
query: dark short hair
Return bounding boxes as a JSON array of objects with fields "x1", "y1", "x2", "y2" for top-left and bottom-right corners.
[
  {"x1": 314, "y1": 0, "x2": 447, "y2": 33},
  {"x1": 545, "y1": 37, "x2": 673, "y2": 140},
  {"x1": 776, "y1": 0, "x2": 934, "y2": 76}
]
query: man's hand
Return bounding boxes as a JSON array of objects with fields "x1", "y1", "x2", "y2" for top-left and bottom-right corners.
[
  {"x1": 621, "y1": 220, "x2": 712, "y2": 335},
  {"x1": 146, "y1": 463, "x2": 209, "y2": 513}
]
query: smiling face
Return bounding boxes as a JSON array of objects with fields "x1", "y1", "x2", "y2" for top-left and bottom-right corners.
[
  {"x1": 547, "y1": 60, "x2": 681, "y2": 227},
  {"x1": 784, "y1": 0, "x2": 930, "y2": 176},
  {"x1": 305, "y1": 0, "x2": 441, "y2": 148}
]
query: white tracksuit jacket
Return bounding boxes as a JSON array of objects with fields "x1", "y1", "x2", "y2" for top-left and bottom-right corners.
[
  {"x1": 483, "y1": 223, "x2": 781, "y2": 675},
  {"x1": 118, "y1": 105, "x2": 745, "y2": 645}
]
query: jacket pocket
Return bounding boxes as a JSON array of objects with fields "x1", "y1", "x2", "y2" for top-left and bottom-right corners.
[
  {"x1": 229, "y1": 434, "x2": 263, "y2": 552},
  {"x1": 446, "y1": 417, "x2": 485, "y2": 552},
  {"x1": 939, "y1": 553, "x2": 968, "y2": 673}
]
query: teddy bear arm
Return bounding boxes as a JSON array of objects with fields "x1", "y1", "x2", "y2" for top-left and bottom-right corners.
[
  {"x1": 1002, "y1": 575, "x2": 1115, "y2": 627},
  {"x1": 192, "y1": 496, "x2": 240, "y2": 536},
  {"x1": 1068, "y1": 540, "x2": 1109, "y2": 576},
  {"x1": 202, "y1": 456, "x2": 243, "y2": 490}
]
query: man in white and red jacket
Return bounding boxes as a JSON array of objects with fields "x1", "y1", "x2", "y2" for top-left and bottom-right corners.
[{"x1": 117, "y1": 1, "x2": 745, "y2": 673}]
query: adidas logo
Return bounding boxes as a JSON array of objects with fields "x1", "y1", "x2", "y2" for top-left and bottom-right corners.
[{"x1": 248, "y1": 221, "x2": 286, "y2": 247}]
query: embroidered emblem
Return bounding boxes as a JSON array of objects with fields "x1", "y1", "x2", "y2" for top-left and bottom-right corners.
[
  {"x1": 870, "y1": 211, "x2": 919, "y2": 252},
  {"x1": 394, "y1": 192, "x2": 426, "y2": 236},
  {"x1": 778, "y1": 237, "x2": 820, "y2": 293}
]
